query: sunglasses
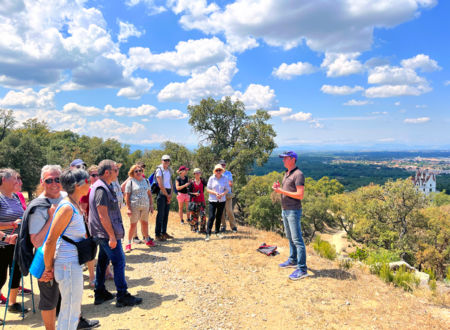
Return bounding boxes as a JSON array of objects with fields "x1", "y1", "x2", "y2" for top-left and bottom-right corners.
[
  {"x1": 90, "y1": 174, "x2": 98, "y2": 178},
  {"x1": 75, "y1": 164, "x2": 86, "y2": 169},
  {"x1": 134, "y1": 169, "x2": 143, "y2": 173},
  {"x1": 44, "y1": 178, "x2": 60, "y2": 184},
  {"x1": 163, "y1": 159, "x2": 170, "y2": 162}
]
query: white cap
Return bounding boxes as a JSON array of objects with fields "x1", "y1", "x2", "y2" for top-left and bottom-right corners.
[{"x1": 161, "y1": 154, "x2": 171, "y2": 161}]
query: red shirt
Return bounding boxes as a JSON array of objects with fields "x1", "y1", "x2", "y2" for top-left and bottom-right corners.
[
  {"x1": 80, "y1": 188, "x2": 91, "y2": 216},
  {"x1": 191, "y1": 180, "x2": 205, "y2": 203}
]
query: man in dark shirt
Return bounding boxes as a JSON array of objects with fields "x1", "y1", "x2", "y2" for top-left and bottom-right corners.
[
  {"x1": 89, "y1": 159, "x2": 142, "y2": 307},
  {"x1": 272, "y1": 151, "x2": 308, "y2": 280}
]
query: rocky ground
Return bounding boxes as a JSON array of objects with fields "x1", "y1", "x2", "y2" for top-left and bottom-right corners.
[{"x1": 4, "y1": 211, "x2": 449, "y2": 329}]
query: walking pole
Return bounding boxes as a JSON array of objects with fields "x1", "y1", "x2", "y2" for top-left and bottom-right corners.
[
  {"x1": 2, "y1": 249, "x2": 16, "y2": 329},
  {"x1": 20, "y1": 275, "x2": 25, "y2": 319},
  {"x1": 30, "y1": 274, "x2": 35, "y2": 313}
]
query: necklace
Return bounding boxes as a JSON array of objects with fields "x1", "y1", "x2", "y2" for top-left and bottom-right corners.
[{"x1": 68, "y1": 196, "x2": 81, "y2": 212}]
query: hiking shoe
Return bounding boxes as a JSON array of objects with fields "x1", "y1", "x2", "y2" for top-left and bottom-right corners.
[
  {"x1": 220, "y1": 227, "x2": 226, "y2": 233},
  {"x1": 125, "y1": 244, "x2": 132, "y2": 253},
  {"x1": 163, "y1": 233, "x2": 174, "y2": 239},
  {"x1": 232, "y1": 227, "x2": 237, "y2": 233},
  {"x1": 155, "y1": 235, "x2": 166, "y2": 241},
  {"x1": 0, "y1": 294, "x2": 6, "y2": 305},
  {"x1": 146, "y1": 239, "x2": 155, "y2": 247},
  {"x1": 205, "y1": 235, "x2": 210, "y2": 241},
  {"x1": 215, "y1": 233, "x2": 224, "y2": 239},
  {"x1": 133, "y1": 237, "x2": 142, "y2": 244},
  {"x1": 8, "y1": 303, "x2": 30, "y2": 314},
  {"x1": 116, "y1": 293, "x2": 142, "y2": 308},
  {"x1": 19, "y1": 286, "x2": 32, "y2": 294},
  {"x1": 77, "y1": 316, "x2": 100, "y2": 329},
  {"x1": 94, "y1": 290, "x2": 115, "y2": 305},
  {"x1": 289, "y1": 269, "x2": 309, "y2": 281},
  {"x1": 180, "y1": 219, "x2": 185, "y2": 224},
  {"x1": 279, "y1": 260, "x2": 297, "y2": 268}
]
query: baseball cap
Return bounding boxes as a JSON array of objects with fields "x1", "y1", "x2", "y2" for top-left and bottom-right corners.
[
  {"x1": 70, "y1": 159, "x2": 86, "y2": 167},
  {"x1": 279, "y1": 151, "x2": 298, "y2": 160},
  {"x1": 219, "y1": 159, "x2": 226, "y2": 165},
  {"x1": 161, "y1": 154, "x2": 171, "y2": 161},
  {"x1": 193, "y1": 168, "x2": 201, "y2": 174}
]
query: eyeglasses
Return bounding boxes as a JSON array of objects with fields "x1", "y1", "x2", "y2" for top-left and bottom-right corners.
[
  {"x1": 215, "y1": 169, "x2": 223, "y2": 172},
  {"x1": 163, "y1": 160, "x2": 170, "y2": 162},
  {"x1": 90, "y1": 174, "x2": 98, "y2": 178},
  {"x1": 134, "y1": 169, "x2": 143, "y2": 173},
  {"x1": 75, "y1": 164, "x2": 86, "y2": 169},
  {"x1": 44, "y1": 178, "x2": 60, "y2": 184}
]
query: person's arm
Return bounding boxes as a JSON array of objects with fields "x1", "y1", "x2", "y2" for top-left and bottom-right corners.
[
  {"x1": 273, "y1": 185, "x2": 305, "y2": 200},
  {"x1": 146, "y1": 190, "x2": 154, "y2": 213},
  {"x1": 43, "y1": 204, "x2": 73, "y2": 281},
  {"x1": 125, "y1": 180, "x2": 132, "y2": 215},
  {"x1": 121, "y1": 178, "x2": 130, "y2": 193},
  {"x1": 0, "y1": 219, "x2": 21, "y2": 230},
  {"x1": 30, "y1": 205, "x2": 57, "y2": 248},
  {"x1": 97, "y1": 205, "x2": 117, "y2": 248},
  {"x1": 206, "y1": 177, "x2": 219, "y2": 197},
  {"x1": 0, "y1": 231, "x2": 17, "y2": 244}
]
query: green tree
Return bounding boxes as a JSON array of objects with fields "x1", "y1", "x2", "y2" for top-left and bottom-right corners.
[{"x1": 0, "y1": 109, "x2": 16, "y2": 141}]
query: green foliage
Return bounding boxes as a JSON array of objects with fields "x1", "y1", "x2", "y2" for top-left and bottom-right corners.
[
  {"x1": 423, "y1": 268, "x2": 436, "y2": 281},
  {"x1": 392, "y1": 265, "x2": 419, "y2": 292},
  {"x1": 0, "y1": 109, "x2": 16, "y2": 141},
  {"x1": 430, "y1": 191, "x2": 450, "y2": 206},
  {"x1": 312, "y1": 236, "x2": 337, "y2": 260},
  {"x1": 349, "y1": 247, "x2": 368, "y2": 261},
  {"x1": 429, "y1": 279, "x2": 437, "y2": 291},
  {"x1": 338, "y1": 257, "x2": 353, "y2": 270},
  {"x1": 366, "y1": 248, "x2": 400, "y2": 265},
  {"x1": 247, "y1": 195, "x2": 282, "y2": 233},
  {"x1": 446, "y1": 266, "x2": 450, "y2": 281},
  {"x1": 379, "y1": 263, "x2": 393, "y2": 283}
]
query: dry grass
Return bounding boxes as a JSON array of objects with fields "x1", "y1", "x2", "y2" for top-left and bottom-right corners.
[{"x1": 4, "y1": 210, "x2": 449, "y2": 329}]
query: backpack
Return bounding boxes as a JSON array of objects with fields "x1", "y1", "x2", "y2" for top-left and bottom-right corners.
[
  {"x1": 257, "y1": 242, "x2": 278, "y2": 256},
  {"x1": 149, "y1": 166, "x2": 174, "y2": 195},
  {"x1": 15, "y1": 197, "x2": 52, "y2": 276}
]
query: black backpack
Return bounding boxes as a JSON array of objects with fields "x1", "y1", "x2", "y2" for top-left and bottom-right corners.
[{"x1": 15, "y1": 197, "x2": 52, "y2": 276}]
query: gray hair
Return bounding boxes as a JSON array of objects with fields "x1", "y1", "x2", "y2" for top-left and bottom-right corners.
[
  {"x1": 98, "y1": 159, "x2": 116, "y2": 176},
  {"x1": 60, "y1": 168, "x2": 90, "y2": 194},
  {"x1": 40, "y1": 165, "x2": 62, "y2": 180},
  {"x1": 0, "y1": 168, "x2": 18, "y2": 185}
]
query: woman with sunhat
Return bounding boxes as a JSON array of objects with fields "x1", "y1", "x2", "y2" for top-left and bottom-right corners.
[{"x1": 205, "y1": 164, "x2": 230, "y2": 241}]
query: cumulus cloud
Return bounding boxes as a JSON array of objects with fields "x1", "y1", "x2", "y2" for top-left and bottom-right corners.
[
  {"x1": 118, "y1": 21, "x2": 144, "y2": 43},
  {"x1": 127, "y1": 37, "x2": 230, "y2": 76},
  {"x1": 282, "y1": 112, "x2": 312, "y2": 122},
  {"x1": 117, "y1": 77, "x2": 153, "y2": 99},
  {"x1": 321, "y1": 85, "x2": 364, "y2": 95},
  {"x1": 86, "y1": 118, "x2": 146, "y2": 139},
  {"x1": 343, "y1": 99, "x2": 371, "y2": 106},
  {"x1": 404, "y1": 117, "x2": 430, "y2": 124},
  {"x1": 62, "y1": 103, "x2": 158, "y2": 117},
  {"x1": 125, "y1": 0, "x2": 167, "y2": 15},
  {"x1": 444, "y1": 80, "x2": 450, "y2": 86},
  {"x1": 231, "y1": 84, "x2": 277, "y2": 111},
  {"x1": 268, "y1": 107, "x2": 292, "y2": 117},
  {"x1": 368, "y1": 65, "x2": 426, "y2": 85},
  {"x1": 272, "y1": 61, "x2": 316, "y2": 79},
  {"x1": 400, "y1": 54, "x2": 441, "y2": 72},
  {"x1": 157, "y1": 59, "x2": 237, "y2": 103},
  {"x1": 309, "y1": 119, "x2": 324, "y2": 128},
  {"x1": 365, "y1": 84, "x2": 431, "y2": 98},
  {"x1": 155, "y1": 109, "x2": 188, "y2": 119},
  {"x1": 321, "y1": 53, "x2": 364, "y2": 77},
  {"x1": 169, "y1": 0, "x2": 435, "y2": 53},
  {"x1": 0, "y1": 88, "x2": 55, "y2": 109}
]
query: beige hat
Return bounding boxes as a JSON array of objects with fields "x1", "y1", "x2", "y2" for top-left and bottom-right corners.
[
  {"x1": 213, "y1": 164, "x2": 224, "y2": 174},
  {"x1": 161, "y1": 154, "x2": 171, "y2": 161},
  {"x1": 193, "y1": 168, "x2": 202, "y2": 174}
]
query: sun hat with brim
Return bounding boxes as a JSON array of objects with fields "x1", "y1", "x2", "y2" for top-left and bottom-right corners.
[
  {"x1": 177, "y1": 165, "x2": 189, "y2": 173},
  {"x1": 193, "y1": 168, "x2": 201, "y2": 174},
  {"x1": 213, "y1": 164, "x2": 224, "y2": 173},
  {"x1": 70, "y1": 159, "x2": 86, "y2": 167},
  {"x1": 161, "y1": 154, "x2": 171, "y2": 161},
  {"x1": 279, "y1": 151, "x2": 298, "y2": 160}
]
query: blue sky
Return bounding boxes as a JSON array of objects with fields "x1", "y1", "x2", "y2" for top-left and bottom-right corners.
[{"x1": 0, "y1": 0, "x2": 449, "y2": 150}]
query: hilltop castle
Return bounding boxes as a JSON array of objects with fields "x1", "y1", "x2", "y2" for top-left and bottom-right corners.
[{"x1": 411, "y1": 169, "x2": 436, "y2": 195}]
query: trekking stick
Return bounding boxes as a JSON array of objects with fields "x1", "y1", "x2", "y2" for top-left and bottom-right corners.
[{"x1": 30, "y1": 274, "x2": 35, "y2": 313}]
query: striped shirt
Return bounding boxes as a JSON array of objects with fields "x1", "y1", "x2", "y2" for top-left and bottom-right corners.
[
  {"x1": 0, "y1": 193, "x2": 24, "y2": 247},
  {"x1": 54, "y1": 201, "x2": 86, "y2": 263}
]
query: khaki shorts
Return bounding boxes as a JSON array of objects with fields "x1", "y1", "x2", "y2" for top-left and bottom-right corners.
[{"x1": 129, "y1": 205, "x2": 150, "y2": 224}]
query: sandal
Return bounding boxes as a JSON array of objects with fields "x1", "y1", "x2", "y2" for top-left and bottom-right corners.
[{"x1": 8, "y1": 303, "x2": 30, "y2": 314}]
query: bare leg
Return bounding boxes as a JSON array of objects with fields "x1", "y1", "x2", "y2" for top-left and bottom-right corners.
[
  {"x1": 178, "y1": 199, "x2": 184, "y2": 221},
  {"x1": 128, "y1": 222, "x2": 137, "y2": 242},
  {"x1": 41, "y1": 309, "x2": 56, "y2": 330}
]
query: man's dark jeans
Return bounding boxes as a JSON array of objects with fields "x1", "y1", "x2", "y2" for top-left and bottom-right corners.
[
  {"x1": 94, "y1": 237, "x2": 128, "y2": 299},
  {"x1": 155, "y1": 191, "x2": 170, "y2": 236}
]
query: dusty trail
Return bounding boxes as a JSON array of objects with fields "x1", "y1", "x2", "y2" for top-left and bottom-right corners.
[{"x1": 4, "y1": 211, "x2": 449, "y2": 329}]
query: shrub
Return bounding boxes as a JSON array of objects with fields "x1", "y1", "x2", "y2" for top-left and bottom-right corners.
[
  {"x1": 446, "y1": 266, "x2": 450, "y2": 282},
  {"x1": 392, "y1": 265, "x2": 419, "y2": 291},
  {"x1": 349, "y1": 247, "x2": 368, "y2": 261},
  {"x1": 379, "y1": 263, "x2": 393, "y2": 283},
  {"x1": 312, "y1": 236, "x2": 337, "y2": 260},
  {"x1": 429, "y1": 279, "x2": 437, "y2": 291},
  {"x1": 366, "y1": 248, "x2": 400, "y2": 265},
  {"x1": 338, "y1": 257, "x2": 353, "y2": 270},
  {"x1": 423, "y1": 268, "x2": 436, "y2": 281}
]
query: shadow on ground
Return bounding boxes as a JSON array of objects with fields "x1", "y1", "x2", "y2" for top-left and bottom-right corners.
[{"x1": 308, "y1": 268, "x2": 356, "y2": 280}]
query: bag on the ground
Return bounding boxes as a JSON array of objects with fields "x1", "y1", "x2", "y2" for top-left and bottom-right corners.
[
  {"x1": 257, "y1": 243, "x2": 278, "y2": 256},
  {"x1": 62, "y1": 235, "x2": 97, "y2": 265}
]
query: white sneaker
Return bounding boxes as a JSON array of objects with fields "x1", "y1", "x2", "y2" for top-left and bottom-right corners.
[
  {"x1": 215, "y1": 233, "x2": 224, "y2": 239},
  {"x1": 133, "y1": 237, "x2": 143, "y2": 244},
  {"x1": 205, "y1": 235, "x2": 210, "y2": 241}
]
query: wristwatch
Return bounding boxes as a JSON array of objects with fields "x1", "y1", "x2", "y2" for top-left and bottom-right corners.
[{"x1": 1, "y1": 234, "x2": 7, "y2": 242}]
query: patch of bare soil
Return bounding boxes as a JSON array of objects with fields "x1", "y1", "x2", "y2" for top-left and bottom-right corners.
[{"x1": 4, "y1": 211, "x2": 449, "y2": 329}]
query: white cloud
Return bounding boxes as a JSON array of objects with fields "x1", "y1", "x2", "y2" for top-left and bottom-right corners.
[
  {"x1": 117, "y1": 77, "x2": 153, "y2": 99},
  {"x1": 125, "y1": 0, "x2": 166, "y2": 15},
  {"x1": 321, "y1": 85, "x2": 364, "y2": 95},
  {"x1": 62, "y1": 103, "x2": 102, "y2": 116},
  {"x1": 444, "y1": 80, "x2": 450, "y2": 86},
  {"x1": 309, "y1": 119, "x2": 324, "y2": 128},
  {"x1": 62, "y1": 103, "x2": 158, "y2": 117},
  {"x1": 155, "y1": 109, "x2": 188, "y2": 119},
  {"x1": 368, "y1": 65, "x2": 426, "y2": 85},
  {"x1": 86, "y1": 118, "x2": 146, "y2": 139},
  {"x1": 231, "y1": 84, "x2": 276, "y2": 111},
  {"x1": 169, "y1": 0, "x2": 435, "y2": 53},
  {"x1": 321, "y1": 53, "x2": 364, "y2": 77},
  {"x1": 377, "y1": 138, "x2": 395, "y2": 143},
  {"x1": 365, "y1": 84, "x2": 431, "y2": 98},
  {"x1": 400, "y1": 54, "x2": 441, "y2": 72},
  {"x1": 404, "y1": 117, "x2": 430, "y2": 124},
  {"x1": 0, "y1": 88, "x2": 55, "y2": 108},
  {"x1": 371, "y1": 111, "x2": 388, "y2": 115},
  {"x1": 268, "y1": 107, "x2": 292, "y2": 117},
  {"x1": 343, "y1": 99, "x2": 371, "y2": 106},
  {"x1": 127, "y1": 37, "x2": 230, "y2": 76},
  {"x1": 157, "y1": 59, "x2": 237, "y2": 103},
  {"x1": 282, "y1": 112, "x2": 312, "y2": 122},
  {"x1": 118, "y1": 21, "x2": 144, "y2": 43},
  {"x1": 415, "y1": 104, "x2": 427, "y2": 108},
  {"x1": 272, "y1": 61, "x2": 316, "y2": 79},
  {"x1": 395, "y1": 101, "x2": 401, "y2": 106}
]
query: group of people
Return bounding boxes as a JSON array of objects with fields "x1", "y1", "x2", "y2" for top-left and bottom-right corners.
[{"x1": 0, "y1": 150, "x2": 309, "y2": 329}]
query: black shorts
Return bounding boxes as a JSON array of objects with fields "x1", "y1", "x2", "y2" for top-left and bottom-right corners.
[{"x1": 38, "y1": 280, "x2": 60, "y2": 311}]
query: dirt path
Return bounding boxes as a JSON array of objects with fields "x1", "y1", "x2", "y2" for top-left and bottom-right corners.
[{"x1": 4, "y1": 211, "x2": 449, "y2": 329}]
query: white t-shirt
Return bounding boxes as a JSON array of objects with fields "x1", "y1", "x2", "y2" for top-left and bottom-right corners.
[{"x1": 156, "y1": 167, "x2": 172, "y2": 189}]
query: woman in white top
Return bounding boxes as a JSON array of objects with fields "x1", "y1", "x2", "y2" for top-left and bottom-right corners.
[
  {"x1": 205, "y1": 164, "x2": 230, "y2": 241},
  {"x1": 44, "y1": 168, "x2": 90, "y2": 330}
]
